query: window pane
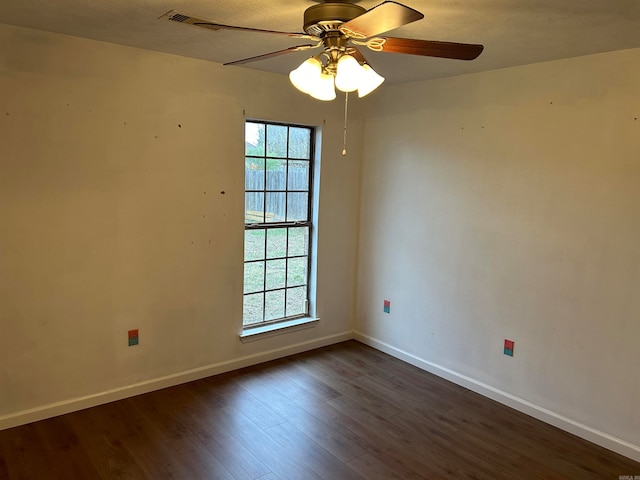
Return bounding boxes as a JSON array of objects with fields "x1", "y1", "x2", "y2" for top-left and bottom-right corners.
[
  {"x1": 244, "y1": 261, "x2": 265, "y2": 294},
  {"x1": 286, "y1": 286, "x2": 307, "y2": 317},
  {"x1": 244, "y1": 230, "x2": 265, "y2": 262},
  {"x1": 245, "y1": 192, "x2": 264, "y2": 223},
  {"x1": 288, "y1": 127, "x2": 311, "y2": 159},
  {"x1": 288, "y1": 161, "x2": 309, "y2": 191},
  {"x1": 243, "y1": 293, "x2": 264, "y2": 325},
  {"x1": 287, "y1": 257, "x2": 307, "y2": 287},
  {"x1": 286, "y1": 192, "x2": 308, "y2": 221},
  {"x1": 245, "y1": 123, "x2": 265, "y2": 156},
  {"x1": 266, "y1": 192, "x2": 286, "y2": 222},
  {"x1": 288, "y1": 227, "x2": 309, "y2": 257},
  {"x1": 265, "y1": 290, "x2": 285, "y2": 321},
  {"x1": 266, "y1": 259, "x2": 286, "y2": 290},
  {"x1": 245, "y1": 158, "x2": 265, "y2": 190},
  {"x1": 266, "y1": 159, "x2": 287, "y2": 191},
  {"x1": 267, "y1": 228, "x2": 287, "y2": 259},
  {"x1": 266, "y1": 124, "x2": 287, "y2": 158},
  {"x1": 244, "y1": 121, "x2": 314, "y2": 328}
]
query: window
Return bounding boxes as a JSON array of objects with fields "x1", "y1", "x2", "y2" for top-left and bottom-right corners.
[{"x1": 243, "y1": 121, "x2": 314, "y2": 329}]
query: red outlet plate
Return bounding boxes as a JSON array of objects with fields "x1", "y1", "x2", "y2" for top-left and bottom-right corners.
[
  {"x1": 504, "y1": 339, "x2": 514, "y2": 356},
  {"x1": 128, "y1": 329, "x2": 139, "y2": 346}
]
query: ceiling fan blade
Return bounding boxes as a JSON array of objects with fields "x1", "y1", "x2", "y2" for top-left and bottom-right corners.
[
  {"x1": 379, "y1": 37, "x2": 484, "y2": 60},
  {"x1": 160, "y1": 10, "x2": 317, "y2": 40},
  {"x1": 339, "y1": 1, "x2": 423, "y2": 39},
  {"x1": 224, "y1": 44, "x2": 319, "y2": 66}
]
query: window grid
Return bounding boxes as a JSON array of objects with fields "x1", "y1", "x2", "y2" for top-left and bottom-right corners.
[{"x1": 243, "y1": 121, "x2": 314, "y2": 328}]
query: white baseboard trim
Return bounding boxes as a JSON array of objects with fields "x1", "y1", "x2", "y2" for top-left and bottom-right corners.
[
  {"x1": 0, "y1": 330, "x2": 353, "y2": 431},
  {"x1": 354, "y1": 331, "x2": 640, "y2": 463}
]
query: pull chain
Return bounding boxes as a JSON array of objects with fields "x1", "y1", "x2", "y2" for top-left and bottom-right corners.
[{"x1": 342, "y1": 91, "x2": 349, "y2": 156}]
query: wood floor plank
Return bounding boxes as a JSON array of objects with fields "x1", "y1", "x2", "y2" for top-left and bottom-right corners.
[
  {"x1": 244, "y1": 361, "x2": 312, "y2": 400},
  {"x1": 232, "y1": 368, "x2": 370, "y2": 463},
  {"x1": 0, "y1": 340, "x2": 638, "y2": 479},
  {"x1": 0, "y1": 424, "x2": 60, "y2": 480},
  {"x1": 211, "y1": 405, "x2": 324, "y2": 480},
  {"x1": 123, "y1": 393, "x2": 236, "y2": 480},
  {"x1": 71, "y1": 401, "x2": 191, "y2": 479},
  {"x1": 0, "y1": 445, "x2": 10, "y2": 480},
  {"x1": 272, "y1": 355, "x2": 349, "y2": 401},
  {"x1": 263, "y1": 421, "x2": 366, "y2": 480},
  {"x1": 290, "y1": 389, "x2": 454, "y2": 478},
  {"x1": 292, "y1": 356, "x2": 406, "y2": 422},
  {"x1": 346, "y1": 452, "x2": 421, "y2": 480},
  {"x1": 131, "y1": 382, "x2": 271, "y2": 480},
  {"x1": 31, "y1": 416, "x2": 103, "y2": 480},
  {"x1": 65, "y1": 407, "x2": 148, "y2": 479},
  {"x1": 204, "y1": 372, "x2": 288, "y2": 431}
]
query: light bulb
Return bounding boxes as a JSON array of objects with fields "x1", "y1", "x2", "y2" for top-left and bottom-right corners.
[
  {"x1": 289, "y1": 57, "x2": 322, "y2": 94},
  {"x1": 309, "y1": 72, "x2": 336, "y2": 101},
  {"x1": 357, "y1": 64, "x2": 385, "y2": 97},
  {"x1": 334, "y1": 54, "x2": 363, "y2": 93}
]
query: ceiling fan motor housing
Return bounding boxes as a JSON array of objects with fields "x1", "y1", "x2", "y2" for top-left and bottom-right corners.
[{"x1": 303, "y1": 3, "x2": 366, "y2": 37}]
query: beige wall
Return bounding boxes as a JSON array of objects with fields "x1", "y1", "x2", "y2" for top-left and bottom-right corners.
[
  {"x1": 0, "y1": 23, "x2": 363, "y2": 425},
  {"x1": 356, "y1": 47, "x2": 640, "y2": 460}
]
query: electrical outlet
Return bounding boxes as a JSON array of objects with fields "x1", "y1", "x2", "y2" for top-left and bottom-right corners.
[{"x1": 128, "y1": 329, "x2": 139, "y2": 346}]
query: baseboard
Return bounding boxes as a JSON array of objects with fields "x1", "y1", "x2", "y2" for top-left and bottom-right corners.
[
  {"x1": 354, "y1": 331, "x2": 640, "y2": 463},
  {"x1": 0, "y1": 330, "x2": 353, "y2": 431}
]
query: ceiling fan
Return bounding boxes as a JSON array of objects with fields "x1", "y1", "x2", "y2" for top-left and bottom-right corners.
[{"x1": 161, "y1": 1, "x2": 484, "y2": 100}]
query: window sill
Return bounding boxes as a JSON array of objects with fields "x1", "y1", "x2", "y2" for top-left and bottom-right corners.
[{"x1": 239, "y1": 317, "x2": 320, "y2": 343}]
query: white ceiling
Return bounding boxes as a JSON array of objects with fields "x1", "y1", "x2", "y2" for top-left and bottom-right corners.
[{"x1": 1, "y1": 0, "x2": 640, "y2": 85}]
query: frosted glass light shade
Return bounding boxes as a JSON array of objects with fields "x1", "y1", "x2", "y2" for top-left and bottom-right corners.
[
  {"x1": 309, "y1": 72, "x2": 336, "y2": 101},
  {"x1": 357, "y1": 64, "x2": 385, "y2": 97},
  {"x1": 289, "y1": 57, "x2": 322, "y2": 94},
  {"x1": 334, "y1": 54, "x2": 363, "y2": 92}
]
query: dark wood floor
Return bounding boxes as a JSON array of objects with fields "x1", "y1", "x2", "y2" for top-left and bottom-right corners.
[{"x1": 0, "y1": 340, "x2": 638, "y2": 479}]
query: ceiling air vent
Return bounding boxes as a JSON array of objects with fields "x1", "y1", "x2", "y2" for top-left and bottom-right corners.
[
  {"x1": 160, "y1": 10, "x2": 239, "y2": 33},
  {"x1": 168, "y1": 13, "x2": 189, "y2": 23}
]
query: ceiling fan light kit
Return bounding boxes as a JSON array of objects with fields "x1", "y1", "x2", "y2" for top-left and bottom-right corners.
[
  {"x1": 289, "y1": 57, "x2": 323, "y2": 94},
  {"x1": 162, "y1": 1, "x2": 484, "y2": 101},
  {"x1": 312, "y1": 72, "x2": 338, "y2": 101},
  {"x1": 335, "y1": 54, "x2": 367, "y2": 92},
  {"x1": 290, "y1": 51, "x2": 385, "y2": 100},
  {"x1": 358, "y1": 64, "x2": 385, "y2": 97}
]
